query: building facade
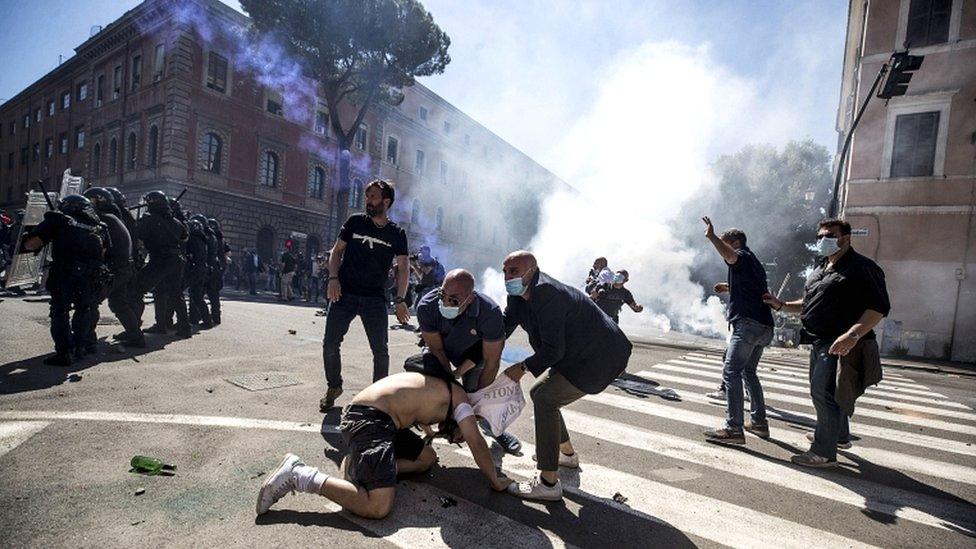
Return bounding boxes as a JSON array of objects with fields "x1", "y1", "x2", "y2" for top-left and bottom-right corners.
[
  {"x1": 0, "y1": 0, "x2": 562, "y2": 278},
  {"x1": 836, "y1": 0, "x2": 975, "y2": 361}
]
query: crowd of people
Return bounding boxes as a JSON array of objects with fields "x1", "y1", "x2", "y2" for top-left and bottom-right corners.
[
  {"x1": 17, "y1": 187, "x2": 229, "y2": 365},
  {"x1": 6, "y1": 177, "x2": 891, "y2": 522}
]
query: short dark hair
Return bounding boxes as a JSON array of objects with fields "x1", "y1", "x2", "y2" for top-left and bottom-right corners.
[
  {"x1": 366, "y1": 179, "x2": 395, "y2": 206},
  {"x1": 818, "y1": 218, "x2": 852, "y2": 235},
  {"x1": 720, "y1": 228, "x2": 747, "y2": 247}
]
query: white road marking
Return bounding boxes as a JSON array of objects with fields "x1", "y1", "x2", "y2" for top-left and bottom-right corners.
[
  {"x1": 630, "y1": 373, "x2": 976, "y2": 458},
  {"x1": 0, "y1": 421, "x2": 50, "y2": 458},
  {"x1": 667, "y1": 358, "x2": 966, "y2": 407},
  {"x1": 452, "y1": 442, "x2": 879, "y2": 549},
  {"x1": 559, "y1": 409, "x2": 976, "y2": 535},
  {"x1": 657, "y1": 362, "x2": 976, "y2": 420},
  {"x1": 586, "y1": 391, "x2": 976, "y2": 486},
  {"x1": 0, "y1": 410, "x2": 339, "y2": 434},
  {"x1": 641, "y1": 370, "x2": 976, "y2": 437}
]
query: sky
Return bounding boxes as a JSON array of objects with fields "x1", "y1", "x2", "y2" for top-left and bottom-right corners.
[{"x1": 0, "y1": 0, "x2": 848, "y2": 178}]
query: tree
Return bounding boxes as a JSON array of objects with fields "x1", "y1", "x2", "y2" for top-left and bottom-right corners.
[
  {"x1": 241, "y1": 0, "x2": 451, "y2": 228},
  {"x1": 675, "y1": 140, "x2": 833, "y2": 298}
]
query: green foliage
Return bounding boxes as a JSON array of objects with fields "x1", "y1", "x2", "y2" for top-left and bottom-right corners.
[
  {"x1": 676, "y1": 140, "x2": 833, "y2": 297},
  {"x1": 240, "y1": 0, "x2": 451, "y2": 148}
]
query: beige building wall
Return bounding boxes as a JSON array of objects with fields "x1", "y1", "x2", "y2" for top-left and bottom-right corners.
[{"x1": 837, "y1": 0, "x2": 976, "y2": 361}]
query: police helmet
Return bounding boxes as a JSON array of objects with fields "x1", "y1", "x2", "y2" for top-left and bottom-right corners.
[
  {"x1": 82, "y1": 187, "x2": 117, "y2": 214},
  {"x1": 207, "y1": 218, "x2": 221, "y2": 232},
  {"x1": 105, "y1": 187, "x2": 127, "y2": 208},
  {"x1": 58, "y1": 194, "x2": 95, "y2": 216}
]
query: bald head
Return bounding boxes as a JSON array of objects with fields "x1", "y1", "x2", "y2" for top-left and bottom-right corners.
[
  {"x1": 504, "y1": 250, "x2": 537, "y2": 273},
  {"x1": 442, "y1": 269, "x2": 475, "y2": 295}
]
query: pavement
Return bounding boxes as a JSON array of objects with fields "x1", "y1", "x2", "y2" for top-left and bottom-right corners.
[{"x1": 1, "y1": 291, "x2": 974, "y2": 548}]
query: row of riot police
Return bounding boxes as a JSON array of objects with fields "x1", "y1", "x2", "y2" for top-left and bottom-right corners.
[{"x1": 22, "y1": 188, "x2": 228, "y2": 366}]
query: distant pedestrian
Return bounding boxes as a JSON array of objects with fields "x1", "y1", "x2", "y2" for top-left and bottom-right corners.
[
  {"x1": 280, "y1": 247, "x2": 297, "y2": 301},
  {"x1": 593, "y1": 270, "x2": 643, "y2": 324}
]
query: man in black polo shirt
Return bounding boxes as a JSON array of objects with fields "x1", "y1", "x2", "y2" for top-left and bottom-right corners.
[
  {"x1": 763, "y1": 218, "x2": 889, "y2": 467},
  {"x1": 321, "y1": 180, "x2": 410, "y2": 412},
  {"x1": 593, "y1": 269, "x2": 644, "y2": 324},
  {"x1": 410, "y1": 269, "x2": 522, "y2": 453},
  {"x1": 501, "y1": 251, "x2": 632, "y2": 501},
  {"x1": 700, "y1": 218, "x2": 774, "y2": 445}
]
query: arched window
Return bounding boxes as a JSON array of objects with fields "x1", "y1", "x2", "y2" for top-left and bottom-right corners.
[
  {"x1": 126, "y1": 132, "x2": 137, "y2": 170},
  {"x1": 309, "y1": 167, "x2": 325, "y2": 199},
  {"x1": 435, "y1": 207, "x2": 443, "y2": 230},
  {"x1": 410, "y1": 199, "x2": 421, "y2": 224},
  {"x1": 202, "y1": 132, "x2": 222, "y2": 174},
  {"x1": 256, "y1": 226, "x2": 275, "y2": 266},
  {"x1": 109, "y1": 138, "x2": 118, "y2": 174},
  {"x1": 348, "y1": 178, "x2": 363, "y2": 208},
  {"x1": 261, "y1": 150, "x2": 279, "y2": 186},
  {"x1": 148, "y1": 125, "x2": 159, "y2": 168},
  {"x1": 92, "y1": 142, "x2": 101, "y2": 177}
]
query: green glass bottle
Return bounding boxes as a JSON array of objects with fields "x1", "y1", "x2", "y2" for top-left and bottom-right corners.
[{"x1": 130, "y1": 455, "x2": 176, "y2": 475}]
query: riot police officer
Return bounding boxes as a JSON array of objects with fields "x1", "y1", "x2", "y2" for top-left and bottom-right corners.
[
  {"x1": 137, "y1": 191, "x2": 191, "y2": 338},
  {"x1": 206, "y1": 217, "x2": 229, "y2": 325},
  {"x1": 82, "y1": 187, "x2": 145, "y2": 347},
  {"x1": 106, "y1": 187, "x2": 147, "y2": 335},
  {"x1": 22, "y1": 195, "x2": 109, "y2": 365},
  {"x1": 185, "y1": 215, "x2": 213, "y2": 329}
]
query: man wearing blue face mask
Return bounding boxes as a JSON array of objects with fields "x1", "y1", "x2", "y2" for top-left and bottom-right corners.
[
  {"x1": 763, "y1": 218, "x2": 890, "y2": 468},
  {"x1": 501, "y1": 251, "x2": 632, "y2": 501},
  {"x1": 409, "y1": 269, "x2": 523, "y2": 454}
]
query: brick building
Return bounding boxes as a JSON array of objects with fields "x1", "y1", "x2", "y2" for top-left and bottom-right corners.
[
  {"x1": 836, "y1": 0, "x2": 975, "y2": 360},
  {"x1": 0, "y1": 0, "x2": 563, "y2": 278}
]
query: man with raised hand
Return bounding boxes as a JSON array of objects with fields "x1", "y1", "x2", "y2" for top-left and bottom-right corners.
[{"x1": 501, "y1": 251, "x2": 632, "y2": 501}]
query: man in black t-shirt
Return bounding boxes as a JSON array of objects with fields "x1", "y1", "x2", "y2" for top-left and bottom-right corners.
[
  {"x1": 279, "y1": 248, "x2": 297, "y2": 301},
  {"x1": 700, "y1": 217, "x2": 774, "y2": 446},
  {"x1": 594, "y1": 270, "x2": 643, "y2": 324},
  {"x1": 321, "y1": 180, "x2": 410, "y2": 412},
  {"x1": 763, "y1": 218, "x2": 889, "y2": 468}
]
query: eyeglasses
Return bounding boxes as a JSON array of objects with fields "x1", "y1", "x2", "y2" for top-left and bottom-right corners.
[{"x1": 438, "y1": 289, "x2": 467, "y2": 307}]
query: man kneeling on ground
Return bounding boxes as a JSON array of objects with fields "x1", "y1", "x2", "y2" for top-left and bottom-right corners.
[{"x1": 256, "y1": 372, "x2": 513, "y2": 519}]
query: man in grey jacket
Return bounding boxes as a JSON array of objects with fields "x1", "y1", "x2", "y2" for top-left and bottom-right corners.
[{"x1": 501, "y1": 250, "x2": 632, "y2": 501}]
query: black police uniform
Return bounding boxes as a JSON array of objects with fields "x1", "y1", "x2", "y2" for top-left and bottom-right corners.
[
  {"x1": 29, "y1": 205, "x2": 109, "y2": 361},
  {"x1": 206, "y1": 221, "x2": 229, "y2": 324},
  {"x1": 185, "y1": 221, "x2": 213, "y2": 328},
  {"x1": 137, "y1": 199, "x2": 191, "y2": 336}
]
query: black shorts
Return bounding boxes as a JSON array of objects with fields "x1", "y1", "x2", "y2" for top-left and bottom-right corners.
[{"x1": 339, "y1": 404, "x2": 426, "y2": 491}]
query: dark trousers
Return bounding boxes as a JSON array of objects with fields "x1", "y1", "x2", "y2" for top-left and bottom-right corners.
[
  {"x1": 104, "y1": 263, "x2": 141, "y2": 337},
  {"x1": 809, "y1": 341, "x2": 851, "y2": 460},
  {"x1": 187, "y1": 277, "x2": 212, "y2": 326},
  {"x1": 207, "y1": 271, "x2": 222, "y2": 322},
  {"x1": 246, "y1": 271, "x2": 257, "y2": 294},
  {"x1": 46, "y1": 270, "x2": 98, "y2": 355},
  {"x1": 322, "y1": 293, "x2": 389, "y2": 389},
  {"x1": 140, "y1": 255, "x2": 188, "y2": 330}
]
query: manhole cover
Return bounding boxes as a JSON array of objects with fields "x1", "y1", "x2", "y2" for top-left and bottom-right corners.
[{"x1": 225, "y1": 373, "x2": 301, "y2": 391}]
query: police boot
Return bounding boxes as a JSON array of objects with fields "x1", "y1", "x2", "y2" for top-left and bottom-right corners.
[
  {"x1": 175, "y1": 324, "x2": 192, "y2": 339},
  {"x1": 43, "y1": 353, "x2": 73, "y2": 366},
  {"x1": 144, "y1": 324, "x2": 168, "y2": 334}
]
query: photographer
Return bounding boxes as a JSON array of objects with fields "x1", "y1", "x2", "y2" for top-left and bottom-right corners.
[{"x1": 410, "y1": 245, "x2": 445, "y2": 305}]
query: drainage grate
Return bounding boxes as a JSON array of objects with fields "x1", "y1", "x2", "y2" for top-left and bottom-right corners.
[{"x1": 225, "y1": 373, "x2": 301, "y2": 391}]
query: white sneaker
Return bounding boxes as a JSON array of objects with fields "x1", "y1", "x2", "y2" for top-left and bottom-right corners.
[
  {"x1": 705, "y1": 389, "x2": 727, "y2": 400},
  {"x1": 256, "y1": 453, "x2": 302, "y2": 515},
  {"x1": 531, "y1": 451, "x2": 580, "y2": 469},
  {"x1": 507, "y1": 474, "x2": 563, "y2": 501}
]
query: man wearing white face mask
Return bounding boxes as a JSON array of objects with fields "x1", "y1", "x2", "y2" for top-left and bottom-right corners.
[
  {"x1": 593, "y1": 269, "x2": 644, "y2": 324},
  {"x1": 501, "y1": 251, "x2": 632, "y2": 501},
  {"x1": 408, "y1": 269, "x2": 523, "y2": 454},
  {"x1": 763, "y1": 218, "x2": 890, "y2": 468}
]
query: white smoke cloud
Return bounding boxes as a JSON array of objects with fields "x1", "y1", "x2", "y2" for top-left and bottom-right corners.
[{"x1": 482, "y1": 41, "x2": 803, "y2": 337}]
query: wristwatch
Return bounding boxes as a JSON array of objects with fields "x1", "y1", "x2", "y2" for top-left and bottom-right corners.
[{"x1": 394, "y1": 296, "x2": 406, "y2": 304}]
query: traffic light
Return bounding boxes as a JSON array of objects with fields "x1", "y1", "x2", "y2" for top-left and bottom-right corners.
[{"x1": 877, "y1": 52, "x2": 924, "y2": 99}]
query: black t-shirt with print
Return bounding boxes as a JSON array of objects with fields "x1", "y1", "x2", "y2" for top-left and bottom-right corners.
[{"x1": 338, "y1": 214, "x2": 408, "y2": 298}]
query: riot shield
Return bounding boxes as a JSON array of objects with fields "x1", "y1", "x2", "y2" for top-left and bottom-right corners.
[{"x1": 4, "y1": 191, "x2": 58, "y2": 288}]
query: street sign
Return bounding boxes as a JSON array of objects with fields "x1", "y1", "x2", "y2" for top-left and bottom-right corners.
[
  {"x1": 852, "y1": 228, "x2": 869, "y2": 236},
  {"x1": 289, "y1": 231, "x2": 308, "y2": 240}
]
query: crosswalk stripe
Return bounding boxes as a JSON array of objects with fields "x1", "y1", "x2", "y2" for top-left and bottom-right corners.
[
  {"x1": 657, "y1": 362, "x2": 976, "y2": 421},
  {"x1": 0, "y1": 421, "x2": 50, "y2": 459},
  {"x1": 0, "y1": 410, "x2": 340, "y2": 434},
  {"x1": 683, "y1": 352, "x2": 915, "y2": 382},
  {"x1": 318, "y1": 483, "x2": 572, "y2": 548},
  {"x1": 666, "y1": 358, "x2": 968, "y2": 408},
  {"x1": 451, "y1": 442, "x2": 879, "y2": 549},
  {"x1": 641, "y1": 370, "x2": 976, "y2": 437},
  {"x1": 630, "y1": 372, "x2": 976, "y2": 458},
  {"x1": 585, "y1": 391, "x2": 976, "y2": 486},
  {"x1": 681, "y1": 355, "x2": 931, "y2": 392},
  {"x1": 558, "y1": 409, "x2": 976, "y2": 535}
]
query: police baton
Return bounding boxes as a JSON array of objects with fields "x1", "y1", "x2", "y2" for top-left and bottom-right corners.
[{"x1": 34, "y1": 179, "x2": 56, "y2": 210}]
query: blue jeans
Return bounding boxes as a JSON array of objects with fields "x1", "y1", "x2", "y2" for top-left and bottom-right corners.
[
  {"x1": 723, "y1": 318, "x2": 773, "y2": 432},
  {"x1": 809, "y1": 341, "x2": 851, "y2": 460},
  {"x1": 322, "y1": 293, "x2": 390, "y2": 389}
]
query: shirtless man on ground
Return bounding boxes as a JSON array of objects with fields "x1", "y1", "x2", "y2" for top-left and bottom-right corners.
[{"x1": 256, "y1": 372, "x2": 513, "y2": 519}]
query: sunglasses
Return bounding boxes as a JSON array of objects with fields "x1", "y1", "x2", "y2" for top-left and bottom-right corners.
[{"x1": 438, "y1": 289, "x2": 468, "y2": 307}]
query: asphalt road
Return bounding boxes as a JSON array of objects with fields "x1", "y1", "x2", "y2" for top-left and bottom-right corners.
[{"x1": 1, "y1": 291, "x2": 974, "y2": 548}]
